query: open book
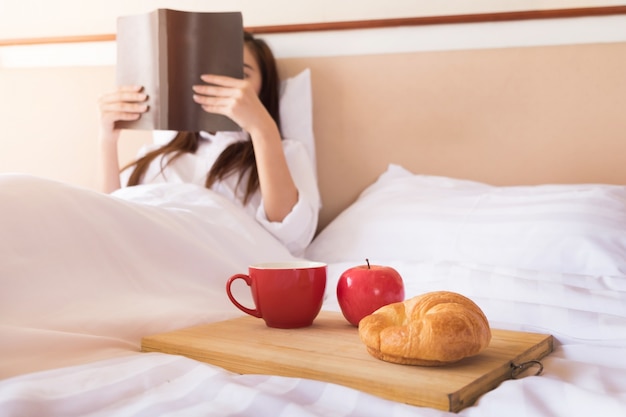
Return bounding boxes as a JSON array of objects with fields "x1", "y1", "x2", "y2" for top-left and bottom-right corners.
[{"x1": 115, "y1": 9, "x2": 243, "y2": 132}]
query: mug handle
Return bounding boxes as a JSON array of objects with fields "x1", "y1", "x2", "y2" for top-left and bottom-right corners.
[{"x1": 226, "y1": 274, "x2": 262, "y2": 318}]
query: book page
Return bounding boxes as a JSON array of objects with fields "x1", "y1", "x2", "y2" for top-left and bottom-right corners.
[{"x1": 115, "y1": 10, "x2": 160, "y2": 130}]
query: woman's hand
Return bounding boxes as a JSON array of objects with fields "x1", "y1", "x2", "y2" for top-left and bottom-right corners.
[
  {"x1": 97, "y1": 85, "x2": 149, "y2": 142},
  {"x1": 193, "y1": 74, "x2": 299, "y2": 222},
  {"x1": 96, "y1": 85, "x2": 147, "y2": 194},
  {"x1": 192, "y1": 75, "x2": 273, "y2": 136}
]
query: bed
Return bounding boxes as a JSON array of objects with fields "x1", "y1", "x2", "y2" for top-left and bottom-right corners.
[{"x1": 2, "y1": 14, "x2": 626, "y2": 417}]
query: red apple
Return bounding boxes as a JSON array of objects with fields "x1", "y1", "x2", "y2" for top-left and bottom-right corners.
[{"x1": 337, "y1": 259, "x2": 405, "y2": 326}]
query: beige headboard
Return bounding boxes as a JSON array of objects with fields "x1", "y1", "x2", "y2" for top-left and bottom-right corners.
[
  {"x1": 276, "y1": 42, "x2": 626, "y2": 230},
  {"x1": 1, "y1": 40, "x2": 625, "y2": 233}
]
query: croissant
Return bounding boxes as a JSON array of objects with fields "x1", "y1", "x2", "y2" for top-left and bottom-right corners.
[{"x1": 358, "y1": 291, "x2": 491, "y2": 366}]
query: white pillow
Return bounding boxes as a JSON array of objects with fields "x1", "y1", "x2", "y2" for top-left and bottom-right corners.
[
  {"x1": 306, "y1": 164, "x2": 626, "y2": 278},
  {"x1": 278, "y1": 68, "x2": 315, "y2": 167},
  {"x1": 152, "y1": 69, "x2": 315, "y2": 166}
]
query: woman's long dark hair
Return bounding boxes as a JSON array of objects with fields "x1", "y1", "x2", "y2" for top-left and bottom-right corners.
[{"x1": 123, "y1": 32, "x2": 281, "y2": 205}]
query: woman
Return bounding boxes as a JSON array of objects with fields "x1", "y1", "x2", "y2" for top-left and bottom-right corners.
[
  {"x1": 97, "y1": 32, "x2": 320, "y2": 255},
  {"x1": 0, "y1": 32, "x2": 320, "y2": 381}
]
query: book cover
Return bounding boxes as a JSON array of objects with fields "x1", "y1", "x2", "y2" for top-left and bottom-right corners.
[{"x1": 115, "y1": 9, "x2": 243, "y2": 132}]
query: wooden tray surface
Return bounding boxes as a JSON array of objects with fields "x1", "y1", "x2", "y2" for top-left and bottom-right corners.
[{"x1": 141, "y1": 311, "x2": 553, "y2": 412}]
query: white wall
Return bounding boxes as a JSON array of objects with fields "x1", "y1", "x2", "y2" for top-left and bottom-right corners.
[
  {"x1": 0, "y1": 0, "x2": 624, "y2": 39},
  {"x1": 2, "y1": 14, "x2": 626, "y2": 68},
  {"x1": 1, "y1": 0, "x2": 625, "y2": 68}
]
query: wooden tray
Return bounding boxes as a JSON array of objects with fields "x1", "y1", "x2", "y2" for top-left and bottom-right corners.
[{"x1": 141, "y1": 311, "x2": 553, "y2": 412}]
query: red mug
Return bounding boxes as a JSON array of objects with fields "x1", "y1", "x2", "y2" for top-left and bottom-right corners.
[{"x1": 226, "y1": 261, "x2": 327, "y2": 328}]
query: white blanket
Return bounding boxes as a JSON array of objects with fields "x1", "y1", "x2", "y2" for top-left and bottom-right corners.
[
  {"x1": 1, "y1": 174, "x2": 625, "y2": 417},
  {"x1": 0, "y1": 174, "x2": 297, "y2": 378}
]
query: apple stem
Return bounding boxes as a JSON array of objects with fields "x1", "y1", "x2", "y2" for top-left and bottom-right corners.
[{"x1": 366, "y1": 258, "x2": 371, "y2": 269}]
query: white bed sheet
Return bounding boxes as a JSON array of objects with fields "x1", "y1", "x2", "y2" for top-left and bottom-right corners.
[
  {"x1": 1, "y1": 260, "x2": 625, "y2": 417},
  {"x1": 1, "y1": 174, "x2": 626, "y2": 417}
]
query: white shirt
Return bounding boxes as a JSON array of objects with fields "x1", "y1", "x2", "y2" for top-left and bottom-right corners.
[{"x1": 119, "y1": 131, "x2": 321, "y2": 256}]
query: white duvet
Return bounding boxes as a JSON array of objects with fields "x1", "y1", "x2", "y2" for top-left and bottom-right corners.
[
  {"x1": 1, "y1": 173, "x2": 625, "y2": 417},
  {"x1": 0, "y1": 174, "x2": 297, "y2": 378}
]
